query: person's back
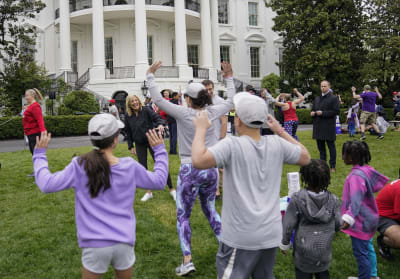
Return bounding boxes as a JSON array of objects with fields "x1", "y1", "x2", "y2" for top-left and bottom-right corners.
[
  {"x1": 284, "y1": 189, "x2": 340, "y2": 273},
  {"x1": 281, "y1": 159, "x2": 341, "y2": 278},
  {"x1": 360, "y1": 91, "x2": 378, "y2": 112}
]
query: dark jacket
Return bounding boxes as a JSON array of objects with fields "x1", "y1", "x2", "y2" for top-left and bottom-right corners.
[
  {"x1": 282, "y1": 189, "x2": 342, "y2": 273},
  {"x1": 125, "y1": 106, "x2": 165, "y2": 149},
  {"x1": 312, "y1": 92, "x2": 340, "y2": 141},
  {"x1": 166, "y1": 99, "x2": 179, "y2": 124}
]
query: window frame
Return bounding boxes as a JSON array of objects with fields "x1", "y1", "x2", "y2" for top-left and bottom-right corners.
[
  {"x1": 147, "y1": 35, "x2": 153, "y2": 65},
  {"x1": 250, "y1": 46, "x2": 260, "y2": 78},
  {"x1": 104, "y1": 37, "x2": 114, "y2": 74},
  {"x1": 220, "y1": 45, "x2": 231, "y2": 64},
  {"x1": 218, "y1": 0, "x2": 229, "y2": 25},
  {"x1": 248, "y1": 2, "x2": 258, "y2": 27}
]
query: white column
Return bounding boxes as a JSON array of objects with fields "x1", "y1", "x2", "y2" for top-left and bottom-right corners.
[
  {"x1": 90, "y1": 0, "x2": 106, "y2": 81},
  {"x1": 200, "y1": 0, "x2": 213, "y2": 69},
  {"x1": 210, "y1": 0, "x2": 220, "y2": 69},
  {"x1": 135, "y1": 0, "x2": 148, "y2": 79},
  {"x1": 59, "y1": 0, "x2": 72, "y2": 72},
  {"x1": 174, "y1": 0, "x2": 193, "y2": 79}
]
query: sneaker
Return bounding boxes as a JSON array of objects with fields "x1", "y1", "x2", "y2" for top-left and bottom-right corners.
[
  {"x1": 377, "y1": 135, "x2": 384, "y2": 140},
  {"x1": 175, "y1": 261, "x2": 196, "y2": 276},
  {"x1": 27, "y1": 172, "x2": 35, "y2": 177},
  {"x1": 140, "y1": 192, "x2": 153, "y2": 202},
  {"x1": 377, "y1": 234, "x2": 395, "y2": 261},
  {"x1": 360, "y1": 135, "x2": 366, "y2": 140},
  {"x1": 170, "y1": 190, "x2": 176, "y2": 201}
]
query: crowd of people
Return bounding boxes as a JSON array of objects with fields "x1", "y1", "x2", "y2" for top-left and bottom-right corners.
[{"x1": 18, "y1": 61, "x2": 399, "y2": 279}]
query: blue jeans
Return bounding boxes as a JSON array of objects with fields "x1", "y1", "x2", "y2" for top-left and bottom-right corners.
[
  {"x1": 351, "y1": 237, "x2": 370, "y2": 279},
  {"x1": 348, "y1": 122, "x2": 355, "y2": 137}
]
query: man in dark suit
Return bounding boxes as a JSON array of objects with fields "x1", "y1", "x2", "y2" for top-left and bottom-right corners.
[{"x1": 311, "y1": 80, "x2": 340, "y2": 172}]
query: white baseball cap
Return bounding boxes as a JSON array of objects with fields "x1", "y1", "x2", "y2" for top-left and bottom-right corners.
[
  {"x1": 233, "y1": 92, "x2": 268, "y2": 128},
  {"x1": 185, "y1": 83, "x2": 206, "y2": 99},
  {"x1": 88, "y1": 113, "x2": 125, "y2": 140}
]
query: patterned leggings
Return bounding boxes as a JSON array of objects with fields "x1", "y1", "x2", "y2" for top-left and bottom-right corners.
[
  {"x1": 176, "y1": 164, "x2": 221, "y2": 256},
  {"x1": 284, "y1": 120, "x2": 299, "y2": 141}
]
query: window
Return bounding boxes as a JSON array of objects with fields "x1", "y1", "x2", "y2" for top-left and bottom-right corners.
[
  {"x1": 250, "y1": 47, "x2": 260, "y2": 78},
  {"x1": 220, "y1": 45, "x2": 230, "y2": 63},
  {"x1": 187, "y1": 45, "x2": 199, "y2": 77},
  {"x1": 172, "y1": 40, "x2": 175, "y2": 66},
  {"x1": 147, "y1": 36, "x2": 153, "y2": 65},
  {"x1": 71, "y1": 41, "x2": 78, "y2": 73},
  {"x1": 218, "y1": 0, "x2": 229, "y2": 24},
  {"x1": 248, "y1": 2, "x2": 258, "y2": 26},
  {"x1": 105, "y1": 37, "x2": 114, "y2": 74}
]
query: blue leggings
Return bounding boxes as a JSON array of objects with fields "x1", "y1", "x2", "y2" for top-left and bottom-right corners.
[
  {"x1": 284, "y1": 120, "x2": 299, "y2": 140},
  {"x1": 176, "y1": 164, "x2": 221, "y2": 256}
]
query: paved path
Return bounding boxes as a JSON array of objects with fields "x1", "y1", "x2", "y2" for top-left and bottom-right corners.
[{"x1": 0, "y1": 124, "x2": 313, "y2": 153}]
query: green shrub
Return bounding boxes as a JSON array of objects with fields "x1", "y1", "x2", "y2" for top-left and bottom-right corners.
[
  {"x1": 58, "y1": 90, "x2": 99, "y2": 115},
  {"x1": 0, "y1": 115, "x2": 94, "y2": 140},
  {"x1": 261, "y1": 73, "x2": 280, "y2": 95}
]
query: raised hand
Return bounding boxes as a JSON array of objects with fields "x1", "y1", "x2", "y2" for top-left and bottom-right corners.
[
  {"x1": 193, "y1": 110, "x2": 211, "y2": 130},
  {"x1": 221, "y1": 62, "x2": 233, "y2": 78},
  {"x1": 146, "y1": 129, "x2": 164, "y2": 148},
  {"x1": 351, "y1": 86, "x2": 356, "y2": 93},
  {"x1": 147, "y1": 61, "x2": 163, "y2": 75},
  {"x1": 35, "y1": 131, "x2": 51, "y2": 150},
  {"x1": 266, "y1": 114, "x2": 281, "y2": 133}
]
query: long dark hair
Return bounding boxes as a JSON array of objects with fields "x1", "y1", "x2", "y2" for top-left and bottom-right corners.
[
  {"x1": 78, "y1": 131, "x2": 119, "y2": 198},
  {"x1": 300, "y1": 159, "x2": 331, "y2": 192},
  {"x1": 189, "y1": 90, "x2": 212, "y2": 108},
  {"x1": 342, "y1": 140, "x2": 371, "y2": 166}
]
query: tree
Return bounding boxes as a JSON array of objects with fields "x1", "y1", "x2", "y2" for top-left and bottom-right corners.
[
  {"x1": 0, "y1": 0, "x2": 45, "y2": 66},
  {"x1": 58, "y1": 90, "x2": 100, "y2": 115},
  {"x1": 266, "y1": 0, "x2": 367, "y2": 100},
  {"x1": 1, "y1": 60, "x2": 51, "y2": 115},
  {"x1": 261, "y1": 73, "x2": 280, "y2": 95},
  {"x1": 361, "y1": 0, "x2": 400, "y2": 107}
]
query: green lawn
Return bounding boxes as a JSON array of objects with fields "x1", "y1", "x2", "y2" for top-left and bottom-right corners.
[{"x1": 0, "y1": 130, "x2": 399, "y2": 278}]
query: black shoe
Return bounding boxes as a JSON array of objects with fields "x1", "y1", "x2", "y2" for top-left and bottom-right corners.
[
  {"x1": 215, "y1": 194, "x2": 222, "y2": 200},
  {"x1": 377, "y1": 234, "x2": 395, "y2": 261}
]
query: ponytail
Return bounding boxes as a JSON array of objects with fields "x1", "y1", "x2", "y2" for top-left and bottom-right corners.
[
  {"x1": 26, "y1": 88, "x2": 44, "y2": 102},
  {"x1": 78, "y1": 131, "x2": 119, "y2": 198},
  {"x1": 190, "y1": 89, "x2": 212, "y2": 108}
]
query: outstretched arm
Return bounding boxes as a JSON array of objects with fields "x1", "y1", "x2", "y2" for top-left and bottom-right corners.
[
  {"x1": 352, "y1": 86, "x2": 361, "y2": 99},
  {"x1": 293, "y1": 88, "x2": 304, "y2": 105},
  {"x1": 375, "y1": 87, "x2": 382, "y2": 99},
  {"x1": 275, "y1": 94, "x2": 287, "y2": 108}
]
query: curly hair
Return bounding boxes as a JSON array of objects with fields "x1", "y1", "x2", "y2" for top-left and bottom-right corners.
[
  {"x1": 342, "y1": 140, "x2": 371, "y2": 166},
  {"x1": 188, "y1": 90, "x2": 212, "y2": 108},
  {"x1": 300, "y1": 159, "x2": 331, "y2": 192}
]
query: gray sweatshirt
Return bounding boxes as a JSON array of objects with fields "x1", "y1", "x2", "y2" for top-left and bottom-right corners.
[
  {"x1": 147, "y1": 73, "x2": 235, "y2": 164},
  {"x1": 281, "y1": 189, "x2": 342, "y2": 273}
]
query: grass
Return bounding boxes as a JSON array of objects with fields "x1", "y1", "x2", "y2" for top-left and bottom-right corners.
[{"x1": 0, "y1": 130, "x2": 399, "y2": 278}]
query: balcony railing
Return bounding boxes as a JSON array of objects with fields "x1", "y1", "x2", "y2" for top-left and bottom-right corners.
[
  {"x1": 145, "y1": 0, "x2": 173, "y2": 7},
  {"x1": 70, "y1": 0, "x2": 92, "y2": 13},
  {"x1": 105, "y1": 66, "x2": 135, "y2": 79},
  {"x1": 154, "y1": 66, "x2": 179, "y2": 78},
  {"x1": 103, "y1": 0, "x2": 134, "y2": 6},
  {"x1": 185, "y1": 0, "x2": 200, "y2": 12},
  {"x1": 193, "y1": 67, "x2": 209, "y2": 79}
]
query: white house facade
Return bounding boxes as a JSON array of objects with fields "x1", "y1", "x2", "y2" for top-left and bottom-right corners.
[{"x1": 29, "y1": 0, "x2": 282, "y2": 107}]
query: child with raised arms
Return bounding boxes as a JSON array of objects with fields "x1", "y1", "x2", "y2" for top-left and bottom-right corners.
[
  {"x1": 191, "y1": 93, "x2": 311, "y2": 279},
  {"x1": 32, "y1": 114, "x2": 168, "y2": 279}
]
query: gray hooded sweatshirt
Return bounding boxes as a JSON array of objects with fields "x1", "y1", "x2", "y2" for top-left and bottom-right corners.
[{"x1": 281, "y1": 189, "x2": 342, "y2": 273}]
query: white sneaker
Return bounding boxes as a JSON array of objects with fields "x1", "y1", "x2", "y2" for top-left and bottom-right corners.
[
  {"x1": 140, "y1": 192, "x2": 153, "y2": 202},
  {"x1": 175, "y1": 261, "x2": 195, "y2": 276},
  {"x1": 170, "y1": 190, "x2": 177, "y2": 201}
]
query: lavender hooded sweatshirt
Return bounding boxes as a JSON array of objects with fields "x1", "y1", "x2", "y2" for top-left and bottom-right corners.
[
  {"x1": 33, "y1": 144, "x2": 168, "y2": 248},
  {"x1": 341, "y1": 165, "x2": 389, "y2": 240}
]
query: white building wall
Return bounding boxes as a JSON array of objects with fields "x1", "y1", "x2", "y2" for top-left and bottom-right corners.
[{"x1": 22, "y1": 0, "x2": 282, "y2": 98}]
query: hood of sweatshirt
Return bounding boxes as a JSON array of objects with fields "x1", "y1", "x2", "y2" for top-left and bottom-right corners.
[
  {"x1": 351, "y1": 165, "x2": 389, "y2": 193},
  {"x1": 295, "y1": 189, "x2": 337, "y2": 224}
]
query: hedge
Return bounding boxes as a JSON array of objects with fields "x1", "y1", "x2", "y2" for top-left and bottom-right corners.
[
  {"x1": 0, "y1": 109, "x2": 396, "y2": 140},
  {"x1": 0, "y1": 115, "x2": 94, "y2": 140}
]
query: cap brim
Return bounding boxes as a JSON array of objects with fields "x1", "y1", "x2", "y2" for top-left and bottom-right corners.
[{"x1": 117, "y1": 120, "x2": 125, "y2": 129}]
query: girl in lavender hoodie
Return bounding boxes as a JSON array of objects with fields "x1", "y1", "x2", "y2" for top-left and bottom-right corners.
[
  {"x1": 341, "y1": 140, "x2": 388, "y2": 279},
  {"x1": 32, "y1": 114, "x2": 168, "y2": 279}
]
